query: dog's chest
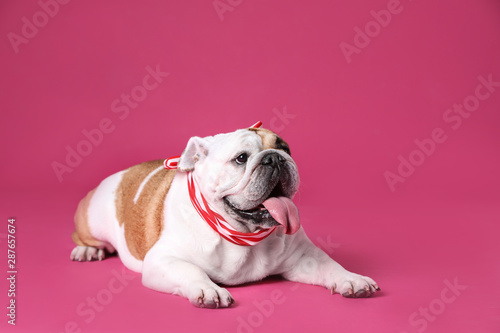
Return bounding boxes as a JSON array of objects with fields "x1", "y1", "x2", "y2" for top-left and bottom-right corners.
[{"x1": 193, "y1": 236, "x2": 288, "y2": 285}]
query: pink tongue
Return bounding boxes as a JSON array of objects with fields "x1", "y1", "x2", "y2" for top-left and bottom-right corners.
[{"x1": 262, "y1": 197, "x2": 300, "y2": 234}]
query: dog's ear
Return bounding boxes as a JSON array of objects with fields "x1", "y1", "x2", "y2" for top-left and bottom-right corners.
[{"x1": 178, "y1": 136, "x2": 210, "y2": 172}]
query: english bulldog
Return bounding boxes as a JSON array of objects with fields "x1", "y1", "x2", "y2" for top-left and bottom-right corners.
[{"x1": 70, "y1": 122, "x2": 380, "y2": 308}]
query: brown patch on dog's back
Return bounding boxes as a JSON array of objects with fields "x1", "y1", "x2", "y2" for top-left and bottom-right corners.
[
  {"x1": 249, "y1": 128, "x2": 291, "y2": 155},
  {"x1": 115, "y1": 160, "x2": 176, "y2": 260}
]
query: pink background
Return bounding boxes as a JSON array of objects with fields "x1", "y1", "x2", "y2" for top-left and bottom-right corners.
[{"x1": 1, "y1": 0, "x2": 499, "y2": 332}]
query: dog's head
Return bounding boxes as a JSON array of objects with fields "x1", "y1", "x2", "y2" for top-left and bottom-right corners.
[{"x1": 177, "y1": 126, "x2": 300, "y2": 234}]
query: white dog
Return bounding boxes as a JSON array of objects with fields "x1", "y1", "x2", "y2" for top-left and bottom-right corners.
[{"x1": 71, "y1": 122, "x2": 380, "y2": 308}]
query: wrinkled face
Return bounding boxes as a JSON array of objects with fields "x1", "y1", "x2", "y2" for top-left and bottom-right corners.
[{"x1": 181, "y1": 128, "x2": 299, "y2": 231}]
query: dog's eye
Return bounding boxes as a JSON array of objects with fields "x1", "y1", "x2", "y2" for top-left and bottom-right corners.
[{"x1": 235, "y1": 153, "x2": 249, "y2": 165}]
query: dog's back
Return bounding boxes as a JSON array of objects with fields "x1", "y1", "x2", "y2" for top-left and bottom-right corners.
[{"x1": 71, "y1": 160, "x2": 176, "y2": 271}]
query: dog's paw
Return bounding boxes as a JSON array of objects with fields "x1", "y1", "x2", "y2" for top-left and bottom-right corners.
[
  {"x1": 187, "y1": 282, "x2": 234, "y2": 309},
  {"x1": 329, "y1": 272, "x2": 380, "y2": 298},
  {"x1": 70, "y1": 245, "x2": 106, "y2": 262}
]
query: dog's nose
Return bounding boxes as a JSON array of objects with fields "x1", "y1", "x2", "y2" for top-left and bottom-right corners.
[{"x1": 261, "y1": 152, "x2": 285, "y2": 167}]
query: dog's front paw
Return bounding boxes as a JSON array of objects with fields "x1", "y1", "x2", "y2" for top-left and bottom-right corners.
[
  {"x1": 329, "y1": 272, "x2": 380, "y2": 298},
  {"x1": 187, "y1": 282, "x2": 234, "y2": 309}
]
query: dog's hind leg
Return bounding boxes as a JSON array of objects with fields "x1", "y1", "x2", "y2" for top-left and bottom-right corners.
[
  {"x1": 70, "y1": 244, "x2": 107, "y2": 261},
  {"x1": 70, "y1": 188, "x2": 115, "y2": 262}
]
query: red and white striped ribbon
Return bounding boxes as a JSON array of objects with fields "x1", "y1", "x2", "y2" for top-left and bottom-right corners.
[
  {"x1": 187, "y1": 172, "x2": 276, "y2": 246},
  {"x1": 164, "y1": 155, "x2": 180, "y2": 169},
  {"x1": 250, "y1": 121, "x2": 263, "y2": 129}
]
